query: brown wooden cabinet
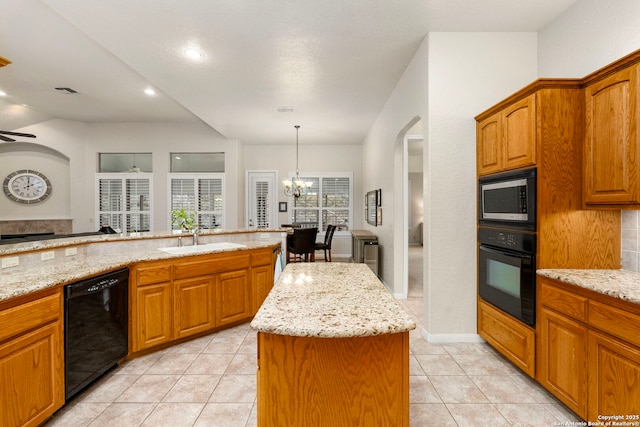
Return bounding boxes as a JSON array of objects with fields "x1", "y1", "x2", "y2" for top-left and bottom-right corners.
[
  {"x1": 0, "y1": 290, "x2": 64, "y2": 427},
  {"x1": 477, "y1": 299, "x2": 535, "y2": 377},
  {"x1": 538, "y1": 276, "x2": 640, "y2": 421},
  {"x1": 130, "y1": 246, "x2": 275, "y2": 353},
  {"x1": 477, "y1": 94, "x2": 536, "y2": 176},
  {"x1": 588, "y1": 331, "x2": 640, "y2": 420},
  {"x1": 538, "y1": 302, "x2": 588, "y2": 418},
  {"x1": 132, "y1": 263, "x2": 173, "y2": 351},
  {"x1": 215, "y1": 269, "x2": 251, "y2": 326},
  {"x1": 174, "y1": 276, "x2": 215, "y2": 339},
  {"x1": 584, "y1": 63, "x2": 640, "y2": 207}
]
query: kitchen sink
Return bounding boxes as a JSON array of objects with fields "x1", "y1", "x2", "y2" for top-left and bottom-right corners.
[{"x1": 158, "y1": 242, "x2": 247, "y2": 255}]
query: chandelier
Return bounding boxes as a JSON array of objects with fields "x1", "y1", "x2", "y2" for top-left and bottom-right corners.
[{"x1": 283, "y1": 125, "x2": 312, "y2": 198}]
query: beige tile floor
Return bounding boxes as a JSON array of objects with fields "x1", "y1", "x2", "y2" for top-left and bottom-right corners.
[{"x1": 45, "y1": 252, "x2": 583, "y2": 426}]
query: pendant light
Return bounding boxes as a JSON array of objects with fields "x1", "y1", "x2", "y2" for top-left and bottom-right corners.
[{"x1": 283, "y1": 125, "x2": 312, "y2": 198}]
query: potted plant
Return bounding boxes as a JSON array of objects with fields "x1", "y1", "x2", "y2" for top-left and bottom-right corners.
[{"x1": 171, "y1": 208, "x2": 198, "y2": 233}]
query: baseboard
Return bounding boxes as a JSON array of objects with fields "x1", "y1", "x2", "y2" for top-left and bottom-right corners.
[{"x1": 421, "y1": 328, "x2": 484, "y2": 343}]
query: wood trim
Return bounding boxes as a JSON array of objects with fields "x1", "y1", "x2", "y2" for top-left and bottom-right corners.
[{"x1": 0, "y1": 56, "x2": 11, "y2": 67}]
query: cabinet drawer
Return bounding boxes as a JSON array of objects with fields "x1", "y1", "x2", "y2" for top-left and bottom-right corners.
[
  {"x1": 252, "y1": 250, "x2": 272, "y2": 267},
  {"x1": 478, "y1": 300, "x2": 535, "y2": 377},
  {"x1": 0, "y1": 292, "x2": 61, "y2": 342},
  {"x1": 540, "y1": 283, "x2": 588, "y2": 322},
  {"x1": 137, "y1": 264, "x2": 171, "y2": 285},
  {"x1": 588, "y1": 300, "x2": 640, "y2": 348},
  {"x1": 175, "y1": 259, "x2": 214, "y2": 280}
]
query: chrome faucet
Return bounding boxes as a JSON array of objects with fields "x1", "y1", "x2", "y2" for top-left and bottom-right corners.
[{"x1": 193, "y1": 228, "x2": 200, "y2": 245}]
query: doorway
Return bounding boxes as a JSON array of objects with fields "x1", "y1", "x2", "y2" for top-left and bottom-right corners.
[{"x1": 246, "y1": 171, "x2": 277, "y2": 229}]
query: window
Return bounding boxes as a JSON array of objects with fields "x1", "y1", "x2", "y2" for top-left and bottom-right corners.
[
  {"x1": 170, "y1": 153, "x2": 224, "y2": 172},
  {"x1": 291, "y1": 173, "x2": 352, "y2": 232},
  {"x1": 96, "y1": 173, "x2": 152, "y2": 233},
  {"x1": 99, "y1": 153, "x2": 152, "y2": 172},
  {"x1": 169, "y1": 173, "x2": 224, "y2": 230}
]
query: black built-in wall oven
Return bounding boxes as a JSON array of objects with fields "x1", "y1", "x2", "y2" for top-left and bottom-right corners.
[{"x1": 478, "y1": 168, "x2": 537, "y2": 327}]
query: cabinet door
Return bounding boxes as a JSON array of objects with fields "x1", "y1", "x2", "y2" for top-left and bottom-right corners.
[
  {"x1": 502, "y1": 95, "x2": 536, "y2": 171},
  {"x1": 538, "y1": 307, "x2": 588, "y2": 418},
  {"x1": 588, "y1": 331, "x2": 640, "y2": 421},
  {"x1": 215, "y1": 269, "x2": 251, "y2": 326},
  {"x1": 477, "y1": 112, "x2": 503, "y2": 176},
  {"x1": 584, "y1": 64, "x2": 640, "y2": 205},
  {"x1": 0, "y1": 321, "x2": 64, "y2": 427},
  {"x1": 174, "y1": 276, "x2": 215, "y2": 339},
  {"x1": 133, "y1": 281, "x2": 172, "y2": 351},
  {"x1": 252, "y1": 265, "x2": 273, "y2": 315}
]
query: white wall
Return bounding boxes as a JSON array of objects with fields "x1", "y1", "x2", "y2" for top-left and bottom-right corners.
[
  {"x1": 538, "y1": 0, "x2": 640, "y2": 272},
  {"x1": 2, "y1": 119, "x2": 242, "y2": 233},
  {"x1": 362, "y1": 32, "x2": 538, "y2": 339}
]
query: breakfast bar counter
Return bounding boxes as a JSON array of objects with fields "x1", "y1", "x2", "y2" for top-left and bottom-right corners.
[{"x1": 251, "y1": 262, "x2": 415, "y2": 426}]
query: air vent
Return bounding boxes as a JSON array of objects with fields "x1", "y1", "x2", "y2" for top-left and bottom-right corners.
[
  {"x1": 55, "y1": 87, "x2": 79, "y2": 94},
  {"x1": 277, "y1": 106, "x2": 295, "y2": 113}
]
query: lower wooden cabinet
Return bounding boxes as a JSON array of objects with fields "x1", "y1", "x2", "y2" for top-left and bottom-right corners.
[
  {"x1": 588, "y1": 331, "x2": 640, "y2": 420},
  {"x1": 131, "y1": 246, "x2": 275, "y2": 353},
  {"x1": 133, "y1": 280, "x2": 173, "y2": 351},
  {"x1": 538, "y1": 307, "x2": 588, "y2": 418},
  {"x1": 538, "y1": 276, "x2": 640, "y2": 421},
  {"x1": 215, "y1": 269, "x2": 251, "y2": 326},
  {"x1": 252, "y1": 264, "x2": 273, "y2": 315},
  {"x1": 0, "y1": 291, "x2": 64, "y2": 427},
  {"x1": 174, "y1": 276, "x2": 215, "y2": 339},
  {"x1": 477, "y1": 299, "x2": 535, "y2": 377}
]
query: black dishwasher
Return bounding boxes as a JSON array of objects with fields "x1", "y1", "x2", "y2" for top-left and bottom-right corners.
[{"x1": 64, "y1": 268, "x2": 129, "y2": 401}]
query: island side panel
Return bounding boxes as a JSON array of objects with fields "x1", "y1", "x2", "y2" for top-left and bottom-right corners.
[{"x1": 256, "y1": 331, "x2": 410, "y2": 427}]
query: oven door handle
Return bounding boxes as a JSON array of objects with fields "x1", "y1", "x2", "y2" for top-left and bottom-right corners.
[{"x1": 479, "y1": 244, "x2": 532, "y2": 259}]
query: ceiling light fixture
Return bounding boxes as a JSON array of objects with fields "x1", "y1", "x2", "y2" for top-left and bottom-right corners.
[
  {"x1": 0, "y1": 90, "x2": 6, "y2": 97},
  {"x1": 144, "y1": 88, "x2": 156, "y2": 96},
  {"x1": 184, "y1": 48, "x2": 204, "y2": 61},
  {"x1": 283, "y1": 125, "x2": 312, "y2": 198}
]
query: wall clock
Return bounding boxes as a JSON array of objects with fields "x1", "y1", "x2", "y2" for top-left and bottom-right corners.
[{"x1": 3, "y1": 169, "x2": 52, "y2": 204}]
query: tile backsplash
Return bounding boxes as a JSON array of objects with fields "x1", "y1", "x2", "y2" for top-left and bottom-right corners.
[{"x1": 622, "y1": 210, "x2": 640, "y2": 272}]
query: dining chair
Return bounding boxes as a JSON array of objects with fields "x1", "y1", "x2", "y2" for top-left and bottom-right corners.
[
  {"x1": 287, "y1": 227, "x2": 318, "y2": 263},
  {"x1": 315, "y1": 224, "x2": 337, "y2": 262}
]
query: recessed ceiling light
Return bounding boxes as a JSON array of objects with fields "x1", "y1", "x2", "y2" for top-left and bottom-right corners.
[
  {"x1": 144, "y1": 88, "x2": 156, "y2": 96},
  {"x1": 0, "y1": 90, "x2": 6, "y2": 97},
  {"x1": 184, "y1": 48, "x2": 204, "y2": 61}
]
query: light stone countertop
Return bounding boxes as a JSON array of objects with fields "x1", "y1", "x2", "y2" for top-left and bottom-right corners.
[
  {"x1": 0, "y1": 237, "x2": 281, "y2": 303},
  {"x1": 250, "y1": 263, "x2": 416, "y2": 338},
  {"x1": 537, "y1": 269, "x2": 640, "y2": 305}
]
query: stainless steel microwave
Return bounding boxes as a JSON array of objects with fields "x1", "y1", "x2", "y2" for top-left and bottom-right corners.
[{"x1": 478, "y1": 168, "x2": 536, "y2": 230}]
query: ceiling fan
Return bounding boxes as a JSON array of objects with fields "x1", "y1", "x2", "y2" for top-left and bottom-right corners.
[{"x1": 0, "y1": 130, "x2": 37, "y2": 142}]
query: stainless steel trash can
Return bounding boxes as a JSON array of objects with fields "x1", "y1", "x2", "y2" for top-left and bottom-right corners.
[{"x1": 363, "y1": 241, "x2": 379, "y2": 276}]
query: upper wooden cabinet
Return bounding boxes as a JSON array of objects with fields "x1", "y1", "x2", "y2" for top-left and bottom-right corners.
[
  {"x1": 584, "y1": 63, "x2": 640, "y2": 207},
  {"x1": 477, "y1": 94, "x2": 536, "y2": 176}
]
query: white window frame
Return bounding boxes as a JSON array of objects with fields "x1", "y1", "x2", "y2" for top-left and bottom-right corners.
[
  {"x1": 95, "y1": 173, "x2": 153, "y2": 233},
  {"x1": 168, "y1": 173, "x2": 225, "y2": 230},
  {"x1": 290, "y1": 172, "x2": 353, "y2": 235}
]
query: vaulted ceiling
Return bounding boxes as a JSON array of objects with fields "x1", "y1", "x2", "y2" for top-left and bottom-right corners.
[{"x1": 0, "y1": 0, "x2": 575, "y2": 145}]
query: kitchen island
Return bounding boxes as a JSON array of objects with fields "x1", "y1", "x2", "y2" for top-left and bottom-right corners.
[{"x1": 251, "y1": 262, "x2": 415, "y2": 427}]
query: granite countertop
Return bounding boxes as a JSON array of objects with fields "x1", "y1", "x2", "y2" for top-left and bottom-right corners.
[
  {"x1": 0, "y1": 238, "x2": 280, "y2": 303},
  {"x1": 0, "y1": 228, "x2": 287, "y2": 256},
  {"x1": 537, "y1": 269, "x2": 640, "y2": 305},
  {"x1": 250, "y1": 263, "x2": 416, "y2": 338}
]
